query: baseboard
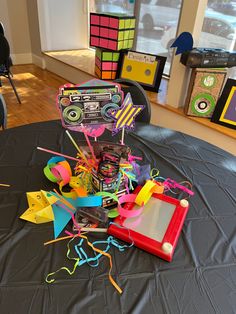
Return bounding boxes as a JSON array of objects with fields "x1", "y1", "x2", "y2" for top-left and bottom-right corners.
[
  {"x1": 32, "y1": 53, "x2": 46, "y2": 69},
  {"x1": 11, "y1": 53, "x2": 33, "y2": 65}
]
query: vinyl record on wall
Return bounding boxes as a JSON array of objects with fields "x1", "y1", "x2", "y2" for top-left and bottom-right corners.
[{"x1": 190, "y1": 93, "x2": 216, "y2": 116}]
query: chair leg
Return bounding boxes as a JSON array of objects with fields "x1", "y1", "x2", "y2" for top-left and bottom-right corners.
[{"x1": 7, "y1": 74, "x2": 21, "y2": 104}]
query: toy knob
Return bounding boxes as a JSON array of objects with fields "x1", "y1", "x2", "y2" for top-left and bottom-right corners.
[
  {"x1": 180, "y1": 199, "x2": 189, "y2": 208},
  {"x1": 162, "y1": 242, "x2": 173, "y2": 254}
]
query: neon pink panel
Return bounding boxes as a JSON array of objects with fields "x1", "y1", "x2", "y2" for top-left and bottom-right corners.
[
  {"x1": 90, "y1": 14, "x2": 100, "y2": 25},
  {"x1": 100, "y1": 27, "x2": 109, "y2": 37},
  {"x1": 100, "y1": 16, "x2": 109, "y2": 26},
  {"x1": 102, "y1": 62, "x2": 112, "y2": 70},
  {"x1": 112, "y1": 62, "x2": 118, "y2": 70},
  {"x1": 100, "y1": 38, "x2": 108, "y2": 48},
  {"x1": 90, "y1": 26, "x2": 99, "y2": 36},
  {"x1": 90, "y1": 36, "x2": 99, "y2": 46},
  {"x1": 109, "y1": 18, "x2": 118, "y2": 28},
  {"x1": 109, "y1": 29, "x2": 118, "y2": 40},
  {"x1": 108, "y1": 40, "x2": 117, "y2": 50}
]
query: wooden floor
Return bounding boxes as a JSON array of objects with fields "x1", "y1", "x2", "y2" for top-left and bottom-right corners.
[{"x1": 1, "y1": 64, "x2": 68, "y2": 129}]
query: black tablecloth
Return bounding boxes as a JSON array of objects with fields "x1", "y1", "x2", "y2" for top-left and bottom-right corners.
[{"x1": 0, "y1": 120, "x2": 236, "y2": 314}]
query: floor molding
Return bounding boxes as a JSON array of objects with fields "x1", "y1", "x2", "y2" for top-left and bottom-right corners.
[{"x1": 11, "y1": 53, "x2": 33, "y2": 65}]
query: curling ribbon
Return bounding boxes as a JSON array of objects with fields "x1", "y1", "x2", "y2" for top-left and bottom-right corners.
[
  {"x1": 164, "y1": 178, "x2": 194, "y2": 196},
  {"x1": 75, "y1": 236, "x2": 132, "y2": 267},
  {"x1": 135, "y1": 180, "x2": 164, "y2": 206},
  {"x1": 79, "y1": 234, "x2": 122, "y2": 294},
  {"x1": 45, "y1": 237, "x2": 80, "y2": 283},
  {"x1": 45, "y1": 234, "x2": 131, "y2": 293}
]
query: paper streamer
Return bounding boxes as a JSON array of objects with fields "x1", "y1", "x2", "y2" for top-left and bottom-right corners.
[
  {"x1": 135, "y1": 180, "x2": 164, "y2": 206},
  {"x1": 76, "y1": 195, "x2": 102, "y2": 207},
  {"x1": 118, "y1": 194, "x2": 143, "y2": 218}
]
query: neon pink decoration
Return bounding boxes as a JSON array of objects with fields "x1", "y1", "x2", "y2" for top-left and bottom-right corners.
[
  {"x1": 118, "y1": 194, "x2": 144, "y2": 218},
  {"x1": 108, "y1": 41, "x2": 117, "y2": 50},
  {"x1": 164, "y1": 179, "x2": 194, "y2": 196}
]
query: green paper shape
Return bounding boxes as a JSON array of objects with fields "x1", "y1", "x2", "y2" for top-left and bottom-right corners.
[
  {"x1": 108, "y1": 208, "x2": 119, "y2": 219},
  {"x1": 113, "y1": 53, "x2": 120, "y2": 62},
  {"x1": 124, "y1": 30, "x2": 129, "y2": 40},
  {"x1": 125, "y1": 19, "x2": 131, "y2": 29},
  {"x1": 119, "y1": 19, "x2": 125, "y2": 29},
  {"x1": 129, "y1": 30, "x2": 135, "y2": 39},
  {"x1": 103, "y1": 52, "x2": 113, "y2": 61},
  {"x1": 123, "y1": 40, "x2": 128, "y2": 49},
  {"x1": 118, "y1": 41, "x2": 123, "y2": 50},
  {"x1": 128, "y1": 39, "x2": 133, "y2": 48},
  {"x1": 130, "y1": 19, "x2": 135, "y2": 28},
  {"x1": 118, "y1": 31, "x2": 124, "y2": 41},
  {"x1": 96, "y1": 48, "x2": 102, "y2": 60}
]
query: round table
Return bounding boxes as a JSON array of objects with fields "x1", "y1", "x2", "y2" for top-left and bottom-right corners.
[{"x1": 0, "y1": 120, "x2": 236, "y2": 314}]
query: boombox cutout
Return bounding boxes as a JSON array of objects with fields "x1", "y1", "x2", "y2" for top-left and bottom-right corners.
[
  {"x1": 184, "y1": 68, "x2": 227, "y2": 118},
  {"x1": 57, "y1": 81, "x2": 123, "y2": 130}
]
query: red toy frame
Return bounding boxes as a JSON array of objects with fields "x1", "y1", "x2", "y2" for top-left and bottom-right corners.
[{"x1": 108, "y1": 191, "x2": 189, "y2": 262}]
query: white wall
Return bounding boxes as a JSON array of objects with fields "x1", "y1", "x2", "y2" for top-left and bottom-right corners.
[
  {"x1": 37, "y1": 0, "x2": 88, "y2": 51},
  {"x1": 0, "y1": 0, "x2": 32, "y2": 64},
  {"x1": 151, "y1": 103, "x2": 236, "y2": 156}
]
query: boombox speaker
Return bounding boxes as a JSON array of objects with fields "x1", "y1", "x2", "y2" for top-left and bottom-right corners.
[{"x1": 184, "y1": 68, "x2": 227, "y2": 118}]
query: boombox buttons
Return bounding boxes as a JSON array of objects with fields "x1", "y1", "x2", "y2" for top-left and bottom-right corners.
[{"x1": 111, "y1": 94, "x2": 121, "y2": 103}]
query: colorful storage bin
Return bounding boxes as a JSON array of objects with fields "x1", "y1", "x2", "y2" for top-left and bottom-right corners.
[
  {"x1": 95, "y1": 48, "x2": 120, "y2": 80},
  {"x1": 90, "y1": 13, "x2": 136, "y2": 51}
]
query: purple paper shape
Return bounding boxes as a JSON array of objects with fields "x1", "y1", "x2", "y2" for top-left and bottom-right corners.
[{"x1": 224, "y1": 89, "x2": 236, "y2": 123}]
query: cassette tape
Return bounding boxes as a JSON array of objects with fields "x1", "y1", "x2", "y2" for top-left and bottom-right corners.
[{"x1": 58, "y1": 90, "x2": 123, "y2": 127}]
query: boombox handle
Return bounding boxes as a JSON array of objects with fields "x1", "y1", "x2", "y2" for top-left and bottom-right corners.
[{"x1": 114, "y1": 78, "x2": 151, "y2": 124}]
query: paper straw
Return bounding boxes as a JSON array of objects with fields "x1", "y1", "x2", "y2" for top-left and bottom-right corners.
[
  {"x1": 0, "y1": 183, "x2": 10, "y2": 187},
  {"x1": 81, "y1": 126, "x2": 97, "y2": 163},
  {"x1": 65, "y1": 130, "x2": 89, "y2": 165},
  {"x1": 37, "y1": 147, "x2": 79, "y2": 162},
  {"x1": 80, "y1": 227, "x2": 107, "y2": 233},
  {"x1": 121, "y1": 128, "x2": 125, "y2": 145}
]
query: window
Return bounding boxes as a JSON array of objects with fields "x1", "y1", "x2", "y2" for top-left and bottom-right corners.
[
  {"x1": 198, "y1": 0, "x2": 236, "y2": 78},
  {"x1": 134, "y1": 0, "x2": 183, "y2": 75},
  {"x1": 90, "y1": 0, "x2": 134, "y2": 15},
  {"x1": 89, "y1": 0, "x2": 183, "y2": 75}
]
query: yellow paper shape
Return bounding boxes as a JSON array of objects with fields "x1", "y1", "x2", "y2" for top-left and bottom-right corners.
[
  {"x1": 20, "y1": 190, "x2": 56, "y2": 224},
  {"x1": 135, "y1": 180, "x2": 164, "y2": 206},
  {"x1": 121, "y1": 57, "x2": 158, "y2": 85}
]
